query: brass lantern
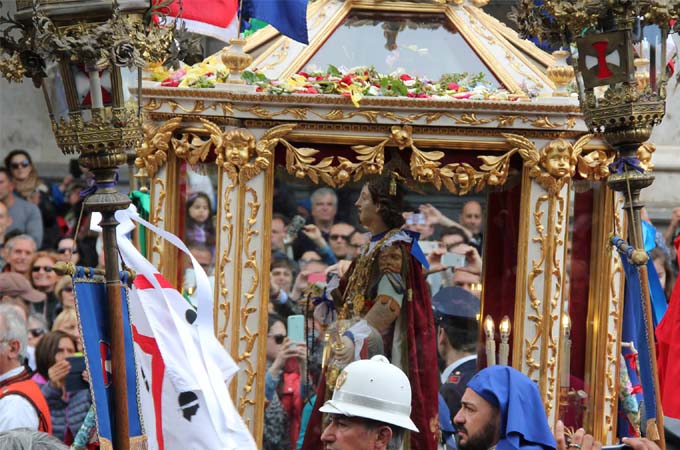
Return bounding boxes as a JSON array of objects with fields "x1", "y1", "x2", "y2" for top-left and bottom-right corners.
[{"x1": 0, "y1": 2, "x2": 173, "y2": 449}]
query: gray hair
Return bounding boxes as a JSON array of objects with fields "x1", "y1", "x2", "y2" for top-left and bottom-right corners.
[
  {"x1": 310, "y1": 187, "x2": 337, "y2": 206},
  {"x1": 5, "y1": 234, "x2": 37, "y2": 253},
  {"x1": 0, "y1": 304, "x2": 28, "y2": 361},
  {"x1": 0, "y1": 428, "x2": 69, "y2": 449}
]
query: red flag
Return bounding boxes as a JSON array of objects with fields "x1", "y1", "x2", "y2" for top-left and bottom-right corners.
[
  {"x1": 159, "y1": 0, "x2": 238, "y2": 42},
  {"x1": 656, "y1": 235, "x2": 680, "y2": 418}
]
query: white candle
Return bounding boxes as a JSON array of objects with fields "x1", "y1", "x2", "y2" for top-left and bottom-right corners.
[
  {"x1": 88, "y1": 70, "x2": 104, "y2": 109},
  {"x1": 499, "y1": 316, "x2": 511, "y2": 366},
  {"x1": 484, "y1": 315, "x2": 496, "y2": 366},
  {"x1": 561, "y1": 313, "x2": 571, "y2": 388}
]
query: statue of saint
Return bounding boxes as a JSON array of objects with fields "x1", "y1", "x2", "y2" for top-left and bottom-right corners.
[{"x1": 301, "y1": 173, "x2": 439, "y2": 450}]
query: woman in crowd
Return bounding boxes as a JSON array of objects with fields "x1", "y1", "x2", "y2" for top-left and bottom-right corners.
[
  {"x1": 4, "y1": 149, "x2": 61, "y2": 249},
  {"x1": 264, "y1": 313, "x2": 307, "y2": 450},
  {"x1": 55, "y1": 276, "x2": 76, "y2": 310},
  {"x1": 29, "y1": 251, "x2": 60, "y2": 328},
  {"x1": 33, "y1": 330, "x2": 91, "y2": 445},
  {"x1": 56, "y1": 237, "x2": 80, "y2": 265},
  {"x1": 651, "y1": 247, "x2": 675, "y2": 302},
  {"x1": 52, "y1": 308, "x2": 81, "y2": 351}
]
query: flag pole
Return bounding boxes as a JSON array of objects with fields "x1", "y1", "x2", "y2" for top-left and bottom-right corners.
[{"x1": 610, "y1": 163, "x2": 665, "y2": 448}]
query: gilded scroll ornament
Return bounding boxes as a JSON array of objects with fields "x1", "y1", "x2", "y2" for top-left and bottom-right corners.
[
  {"x1": 637, "y1": 143, "x2": 655, "y2": 171},
  {"x1": 135, "y1": 117, "x2": 183, "y2": 179}
]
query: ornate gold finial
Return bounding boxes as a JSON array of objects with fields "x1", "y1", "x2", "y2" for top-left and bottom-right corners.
[
  {"x1": 221, "y1": 38, "x2": 253, "y2": 85},
  {"x1": 547, "y1": 50, "x2": 575, "y2": 97}
]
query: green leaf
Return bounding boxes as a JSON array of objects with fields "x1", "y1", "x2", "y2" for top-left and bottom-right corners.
[
  {"x1": 241, "y1": 70, "x2": 258, "y2": 83},
  {"x1": 327, "y1": 64, "x2": 341, "y2": 78}
]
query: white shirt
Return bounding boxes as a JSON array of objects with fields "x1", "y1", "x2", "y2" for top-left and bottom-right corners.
[
  {"x1": 0, "y1": 366, "x2": 40, "y2": 432},
  {"x1": 440, "y1": 354, "x2": 477, "y2": 385}
]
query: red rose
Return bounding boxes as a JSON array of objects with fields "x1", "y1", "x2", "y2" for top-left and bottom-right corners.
[
  {"x1": 400, "y1": 74, "x2": 412, "y2": 81},
  {"x1": 448, "y1": 82, "x2": 460, "y2": 90},
  {"x1": 160, "y1": 78, "x2": 180, "y2": 87},
  {"x1": 299, "y1": 71, "x2": 309, "y2": 78}
]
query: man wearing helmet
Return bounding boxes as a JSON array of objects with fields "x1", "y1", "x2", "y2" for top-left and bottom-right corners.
[{"x1": 319, "y1": 355, "x2": 418, "y2": 450}]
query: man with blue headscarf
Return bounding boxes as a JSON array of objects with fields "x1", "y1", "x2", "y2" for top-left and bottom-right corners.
[{"x1": 453, "y1": 366, "x2": 556, "y2": 450}]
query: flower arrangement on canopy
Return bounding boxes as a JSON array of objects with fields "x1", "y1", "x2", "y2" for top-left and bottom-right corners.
[{"x1": 152, "y1": 62, "x2": 517, "y2": 106}]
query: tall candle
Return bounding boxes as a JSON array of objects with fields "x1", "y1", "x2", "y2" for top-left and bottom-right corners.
[
  {"x1": 499, "y1": 316, "x2": 511, "y2": 366},
  {"x1": 561, "y1": 313, "x2": 571, "y2": 388},
  {"x1": 88, "y1": 69, "x2": 104, "y2": 109},
  {"x1": 484, "y1": 315, "x2": 496, "y2": 366}
]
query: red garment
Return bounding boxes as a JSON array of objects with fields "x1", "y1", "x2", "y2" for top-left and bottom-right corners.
[
  {"x1": 280, "y1": 359, "x2": 303, "y2": 450},
  {"x1": 0, "y1": 368, "x2": 52, "y2": 434},
  {"x1": 656, "y1": 235, "x2": 680, "y2": 418},
  {"x1": 301, "y1": 239, "x2": 439, "y2": 450}
]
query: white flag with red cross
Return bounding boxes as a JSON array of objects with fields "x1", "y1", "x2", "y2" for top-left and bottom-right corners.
[{"x1": 92, "y1": 207, "x2": 256, "y2": 450}]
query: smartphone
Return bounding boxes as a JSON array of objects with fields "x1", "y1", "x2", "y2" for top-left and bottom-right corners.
[
  {"x1": 287, "y1": 314, "x2": 305, "y2": 345},
  {"x1": 442, "y1": 252, "x2": 466, "y2": 269},
  {"x1": 65, "y1": 355, "x2": 89, "y2": 392},
  {"x1": 308, "y1": 272, "x2": 326, "y2": 284},
  {"x1": 419, "y1": 241, "x2": 439, "y2": 254},
  {"x1": 406, "y1": 213, "x2": 426, "y2": 225}
]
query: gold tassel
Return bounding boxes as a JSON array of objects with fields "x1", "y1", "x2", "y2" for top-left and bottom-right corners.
[{"x1": 646, "y1": 418, "x2": 660, "y2": 441}]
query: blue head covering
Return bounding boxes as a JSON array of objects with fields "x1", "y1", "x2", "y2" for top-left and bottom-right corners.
[{"x1": 467, "y1": 366, "x2": 556, "y2": 450}]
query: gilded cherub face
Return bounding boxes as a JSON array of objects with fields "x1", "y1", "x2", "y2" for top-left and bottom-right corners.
[
  {"x1": 226, "y1": 133, "x2": 256, "y2": 166},
  {"x1": 541, "y1": 140, "x2": 572, "y2": 178},
  {"x1": 378, "y1": 245, "x2": 403, "y2": 274}
]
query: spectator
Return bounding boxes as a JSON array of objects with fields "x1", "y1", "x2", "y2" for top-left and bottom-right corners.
[
  {"x1": 404, "y1": 211, "x2": 435, "y2": 240},
  {"x1": 293, "y1": 188, "x2": 338, "y2": 260},
  {"x1": 0, "y1": 202, "x2": 12, "y2": 270},
  {"x1": 271, "y1": 213, "x2": 288, "y2": 256},
  {"x1": 327, "y1": 222, "x2": 355, "y2": 260},
  {"x1": 651, "y1": 248, "x2": 675, "y2": 303},
  {"x1": 184, "y1": 192, "x2": 216, "y2": 249},
  {"x1": 54, "y1": 276, "x2": 75, "y2": 310},
  {"x1": 269, "y1": 257, "x2": 298, "y2": 318},
  {"x1": 452, "y1": 270, "x2": 482, "y2": 298},
  {"x1": 60, "y1": 181, "x2": 98, "y2": 268},
  {"x1": 28, "y1": 252, "x2": 60, "y2": 329},
  {"x1": 0, "y1": 305, "x2": 52, "y2": 433},
  {"x1": 419, "y1": 203, "x2": 472, "y2": 240},
  {"x1": 440, "y1": 227, "x2": 470, "y2": 251},
  {"x1": 433, "y1": 287, "x2": 480, "y2": 420},
  {"x1": 55, "y1": 237, "x2": 79, "y2": 265},
  {"x1": 33, "y1": 330, "x2": 91, "y2": 445},
  {"x1": 264, "y1": 313, "x2": 306, "y2": 450},
  {"x1": 52, "y1": 309, "x2": 81, "y2": 351},
  {"x1": 664, "y1": 206, "x2": 680, "y2": 247},
  {"x1": 4, "y1": 235, "x2": 37, "y2": 278},
  {"x1": 0, "y1": 272, "x2": 46, "y2": 313},
  {"x1": 4, "y1": 150, "x2": 59, "y2": 250},
  {"x1": 349, "y1": 230, "x2": 369, "y2": 258},
  {"x1": 26, "y1": 314, "x2": 48, "y2": 371},
  {"x1": 0, "y1": 428, "x2": 68, "y2": 449},
  {"x1": 460, "y1": 200, "x2": 483, "y2": 249},
  {"x1": 0, "y1": 169, "x2": 43, "y2": 249}
]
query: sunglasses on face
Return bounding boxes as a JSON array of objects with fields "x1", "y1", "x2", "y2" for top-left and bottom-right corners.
[
  {"x1": 329, "y1": 234, "x2": 352, "y2": 242},
  {"x1": 29, "y1": 328, "x2": 46, "y2": 338},
  {"x1": 10, "y1": 160, "x2": 30, "y2": 170},
  {"x1": 32, "y1": 265, "x2": 53, "y2": 273},
  {"x1": 57, "y1": 247, "x2": 78, "y2": 254},
  {"x1": 62, "y1": 286, "x2": 74, "y2": 293},
  {"x1": 269, "y1": 334, "x2": 286, "y2": 344}
]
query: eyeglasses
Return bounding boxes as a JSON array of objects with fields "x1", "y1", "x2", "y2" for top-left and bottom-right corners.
[
  {"x1": 57, "y1": 248, "x2": 78, "y2": 254},
  {"x1": 32, "y1": 265, "x2": 53, "y2": 273},
  {"x1": 10, "y1": 160, "x2": 30, "y2": 170},
  {"x1": 29, "y1": 328, "x2": 46, "y2": 338},
  {"x1": 329, "y1": 234, "x2": 352, "y2": 242},
  {"x1": 62, "y1": 286, "x2": 74, "y2": 293},
  {"x1": 268, "y1": 334, "x2": 286, "y2": 344}
]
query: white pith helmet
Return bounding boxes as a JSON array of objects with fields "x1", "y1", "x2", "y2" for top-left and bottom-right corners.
[{"x1": 319, "y1": 355, "x2": 418, "y2": 432}]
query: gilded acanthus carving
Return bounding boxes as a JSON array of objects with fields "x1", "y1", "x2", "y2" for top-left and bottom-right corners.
[
  {"x1": 637, "y1": 143, "x2": 655, "y2": 171},
  {"x1": 503, "y1": 134, "x2": 594, "y2": 194},
  {"x1": 134, "y1": 117, "x2": 183, "y2": 178}
]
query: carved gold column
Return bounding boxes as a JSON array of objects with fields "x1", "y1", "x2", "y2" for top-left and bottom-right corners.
[
  {"x1": 207, "y1": 121, "x2": 295, "y2": 444},
  {"x1": 584, "y1": 188, "x2": 626, "y2": 442},
  {"x1": 508, "y1": 134, "x2": 592, "y2": 427}
]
